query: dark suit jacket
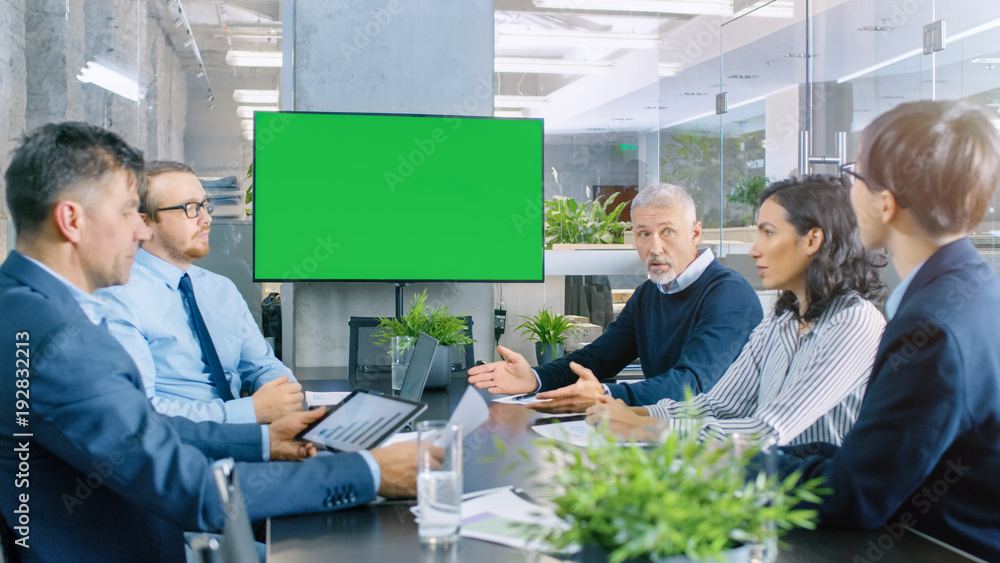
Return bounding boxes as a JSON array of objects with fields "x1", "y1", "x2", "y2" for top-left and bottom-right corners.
[
  {"x1": 0, "y1": 252, "x2": 376, "y2": 562},
  {"x1": 776, "y1": 239, "x2": 1000, "y2": 561}
]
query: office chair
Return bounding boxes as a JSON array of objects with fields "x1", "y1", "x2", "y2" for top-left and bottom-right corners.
[
  {"x1": 189, "y1": 458, "x2": 258, "y2": 563},
  {"x1": 348, "y1": 316, "x2": 476, "y2": 392}
]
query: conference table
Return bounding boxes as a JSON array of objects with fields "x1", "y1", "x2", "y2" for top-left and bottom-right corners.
[{"x1": 268, "y1": 376, "x2": 978, "y2": 563}]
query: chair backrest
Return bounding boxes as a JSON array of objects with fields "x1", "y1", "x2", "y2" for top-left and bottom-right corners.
[{"x1": 348, "y1": 316, "x2": 476, "y2": 392}]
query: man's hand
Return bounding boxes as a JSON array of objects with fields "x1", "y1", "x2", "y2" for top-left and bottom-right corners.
[
  {"x1": 253, "y1": 375, "x2": 304, "y2": 424},
  {"x1": 467, "y1": 345, "x2": 538, "y2": 395},
  {"x1": 267, "y1": 407, "x2": 322, "y2": 461},
  {"x1": 585, "y1": 395, "x2": 661, "y2": 441},
  {"x1": 528, "y1": 362, "x2": 605, "y2": 414},
  {"x1": 370, "y1": 442, "x2": 444, "y2": 498}
]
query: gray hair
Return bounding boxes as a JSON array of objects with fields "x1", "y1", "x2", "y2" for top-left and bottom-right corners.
[{"x1": 631, "y1": 183, "x2": 697, "y2": 225}]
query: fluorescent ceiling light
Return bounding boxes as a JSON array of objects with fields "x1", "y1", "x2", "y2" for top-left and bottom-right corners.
[
  {"x1": 243, "y1": 130, "x2": 254, "y2": 141},
  {"x1": 236, "y1": 105, "x2": 279, "y2": 119},
  {"x1": 496, "y1": 29, "x2": 660, "y2": 49},
  {"x1": 225, "y1": 50, "x2": 282, "y2": 67},
  {"x1": 240, "y1": 119, "x2": 255, "y2": 131},
  {"x1": 836, "y1": 48, "x2": 921, "y2": 84},
  {"x1": 77, "y1": 60, "x2": 144, "y2": 102},
  {"x1": 495, "y1": 57, "x2": 613, "y2": 74},
  {"x1": 494, "y1": 110, "x2": 525, "y2": 118},
  {"x1": 233, "y1": 89, "x2": 279, "y2": 104},
  {"x1": 495, "y1": 95, "x2": 549, "y2": 109},
  {"x1": 531, "y1": 0, "x2": 792, "y2": 17},
  {"x1": 658, "y1": 62, "x2": 682, "y2": 77}
]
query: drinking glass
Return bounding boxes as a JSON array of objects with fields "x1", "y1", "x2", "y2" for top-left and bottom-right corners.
[
  {"x1": 390, "y1": 336, "x2": 414, "y2": 395},
  {"x1": 416, "y1": 420, "x2": 463, "y2": 545}
]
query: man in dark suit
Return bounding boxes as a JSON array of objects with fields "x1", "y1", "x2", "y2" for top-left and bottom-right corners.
[
  {"x1": 775, "y1": 100, "x2": 1000, "y2": 561},
  {"x1": 0, "y1": 122, "x2": 435, "y2": 562}
]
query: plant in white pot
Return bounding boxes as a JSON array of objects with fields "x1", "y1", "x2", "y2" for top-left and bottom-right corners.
[
  {"x1": 537, "y1": 428, "x2": 828, "y2": 563},
  {"x1": 373, "y1": 290, "x2": 473, "y2": 387},
  {"x1": 514, "y1": 309, "x2": 582, "y2": 365}
]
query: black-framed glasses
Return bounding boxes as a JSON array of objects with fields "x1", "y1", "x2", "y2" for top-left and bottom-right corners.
[
  {"x1": 156, "y1": 198, "x2": 215, "y2": 218},
  {"x1": 839, "y1": 162, "x2": 868, "y2": 187}
]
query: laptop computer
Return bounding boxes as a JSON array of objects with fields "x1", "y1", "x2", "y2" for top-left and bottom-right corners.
[{"x1": 397, "y1": 332, "x2": 439, "y2": 402}]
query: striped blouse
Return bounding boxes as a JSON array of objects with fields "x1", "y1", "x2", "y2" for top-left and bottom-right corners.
[{"x1": 645, "y1": 292, "x2": 886, "y2": 446}]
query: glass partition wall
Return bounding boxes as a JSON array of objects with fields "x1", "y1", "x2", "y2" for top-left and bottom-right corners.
[{"x1": 502, "y1": 0, "x2": 1000, "y2": 305}]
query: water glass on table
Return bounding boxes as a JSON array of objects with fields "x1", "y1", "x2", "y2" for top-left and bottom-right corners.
[
  {"x1": 390, "y1": 336, "x2": 414, "y2": 395},
  {"x1": 416, "y1": 420, "x2": 463, "y2": 545}
]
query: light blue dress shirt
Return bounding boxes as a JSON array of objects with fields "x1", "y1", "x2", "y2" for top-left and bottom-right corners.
[
  {"x1": 97, "y1": 250, "x2": 380, "y2": 482},
  {"x1": 99, "y1": 249, "x2": 293, "y2": 423},
  {"x1": 885, "y1": 259, "x2": 926, "y2": 320},
  {"x1": 655, "y1": 247, "x2": 715, "y2": 295}
]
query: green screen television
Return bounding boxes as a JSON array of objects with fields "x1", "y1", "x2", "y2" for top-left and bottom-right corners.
[{"x1": 253, "y1": 112, "x2": 544, "y2": 282}]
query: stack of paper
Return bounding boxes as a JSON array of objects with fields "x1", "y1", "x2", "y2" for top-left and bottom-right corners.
[{"x1": 411, "y1": 486, "x2": 577, "y2": 554}]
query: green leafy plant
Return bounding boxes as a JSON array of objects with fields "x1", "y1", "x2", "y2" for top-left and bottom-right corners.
[
  {"x1": 245, "y1": 162, "x2": 254, "y2": 205},
  {"x1": 538, "y1": 429, "x2": 827, "y2": 563},
  {"x1": 544, "y1": 193, "x2": 632, "y2": 249},
  {"x1": 727, "y1": 175, "x2": 770, "y2": 226},
  {"x1": 373, "y1": 290, "x2": 473, "y2": 349},
  {"x1": 514, "y1": 309, "x2": 582, "y2": 353},
  {"x1": 660, "y1": 130, "x2": 763, "y2": 228}
]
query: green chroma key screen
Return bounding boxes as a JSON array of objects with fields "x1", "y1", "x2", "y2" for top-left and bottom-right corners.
[{"x1": 253, "y1": 112, "x2": 544, "y2": 282}]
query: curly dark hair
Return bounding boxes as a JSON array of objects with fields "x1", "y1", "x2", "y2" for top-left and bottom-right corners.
[{"x1": 758, "y1": 174, "x2": 886, "y2": 322}]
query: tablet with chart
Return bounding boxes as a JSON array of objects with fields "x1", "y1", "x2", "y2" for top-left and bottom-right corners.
[{"x1": 296, "y1": 390, "x2": 427, "y2": 452}]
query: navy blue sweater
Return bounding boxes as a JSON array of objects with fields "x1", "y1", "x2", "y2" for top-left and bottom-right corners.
[{"x1": 536, "y1": 259, "x2": 763, "y2": 405}]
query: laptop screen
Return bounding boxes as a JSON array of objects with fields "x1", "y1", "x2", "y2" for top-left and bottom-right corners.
[{"x1": 398, "y1": 332, "x2": 439, "y2": 402}]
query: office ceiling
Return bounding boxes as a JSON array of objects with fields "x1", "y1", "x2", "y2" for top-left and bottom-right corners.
[{"x1": 153, "y1": 0, "x2": 1000, "y2": 139}]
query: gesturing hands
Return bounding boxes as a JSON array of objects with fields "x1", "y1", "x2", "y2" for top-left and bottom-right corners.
[
  {"x1": 528, "y1": 361, "x2": 605, "y2": 414},
  {"x1": 268, "y1": 407, "x2": 323, "y2": 461},
  {"x1": 253, "y1": 375, "x2": 304, "y2": 424},
  {"x1": 585, "y1": 395, "x2": 663, "y2": 441},
  {"x1": 467, "y1": 345, "x2": 538, "y2": 395}
]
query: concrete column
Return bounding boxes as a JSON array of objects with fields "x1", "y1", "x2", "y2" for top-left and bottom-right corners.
[
  {"x1": 285, "y1": 0, "x2": 495, "y2": 368},
  {"x1": 145, "y1": 12, "x2": 187, "y2": 161},
  {"x1": 24, "y1": 0, "x2": 85, "y2": 132},
  {"x1": 0, "y1": 0, "x2": 28, "y2": 257},
  {"x1": 82, "y1": 0, "x2": 145, "y2": 148}
]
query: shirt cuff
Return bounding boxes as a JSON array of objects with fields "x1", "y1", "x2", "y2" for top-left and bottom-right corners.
[
  {"x1": 602, "y1": 384, "x2": 611, "y2": 395},
  {"x1": 225, "y1": 396, "x2": 258, "y2": 424},
  {"x1": 358, "y1": 450, "x2": 381, "y2": 493},
  {"x1": 531, "y1": 369, "x2": 542, "y2": 392},
  {"x1": 261, "y1": 426, "x2": 270, "y2": 461}
]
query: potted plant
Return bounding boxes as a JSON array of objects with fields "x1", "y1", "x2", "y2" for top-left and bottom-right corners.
[
  {"x1": 536, "y1": 429, "x2": 827, "y2": 563},
  {"x1": 373, "y1": 290, "x2": 473, "y2": 387},
  {"x1": 514, "y1": 309, "x2": 582, "y2": 364},
  {"x1": 544, "y1": 192, "x2": 632, "y2": 249},
  {"x1": 726, "y1": 175, "x2": 770, "y2": 227}
]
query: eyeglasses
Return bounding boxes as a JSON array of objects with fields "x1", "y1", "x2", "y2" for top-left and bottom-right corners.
[
  {"x1": 156, "y1": 198, "x2": 215, "y2": 218},
  {"x1": 839, "y1": 162, "x2": 869, "y2": 187},
  {"x1": 839, "y1": 161, "x2": 908, "y2": 208}
]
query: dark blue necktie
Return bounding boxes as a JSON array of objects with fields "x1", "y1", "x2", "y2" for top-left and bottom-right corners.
[{"x1": 178, "y1": 273, "x2": 235, "y2": 401}]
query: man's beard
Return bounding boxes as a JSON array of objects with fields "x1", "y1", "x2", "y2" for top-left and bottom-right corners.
[{"x1": 646, "y1": 256, "x2": 676, "y2": 285}]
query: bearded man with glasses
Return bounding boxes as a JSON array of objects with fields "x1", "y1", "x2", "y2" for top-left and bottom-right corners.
[{"x1": 98, "y1": 161, "x2": 306, "y2": 426}]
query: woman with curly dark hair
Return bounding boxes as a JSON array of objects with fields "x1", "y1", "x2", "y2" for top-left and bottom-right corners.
[{"x1": 587, "y1": 174, "x2": 887, "y2": 446}]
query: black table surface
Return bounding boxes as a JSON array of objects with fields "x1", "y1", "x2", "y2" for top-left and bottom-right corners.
[{"x1": 268, "y1": 377, "x2": 977, "y2": 563}]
